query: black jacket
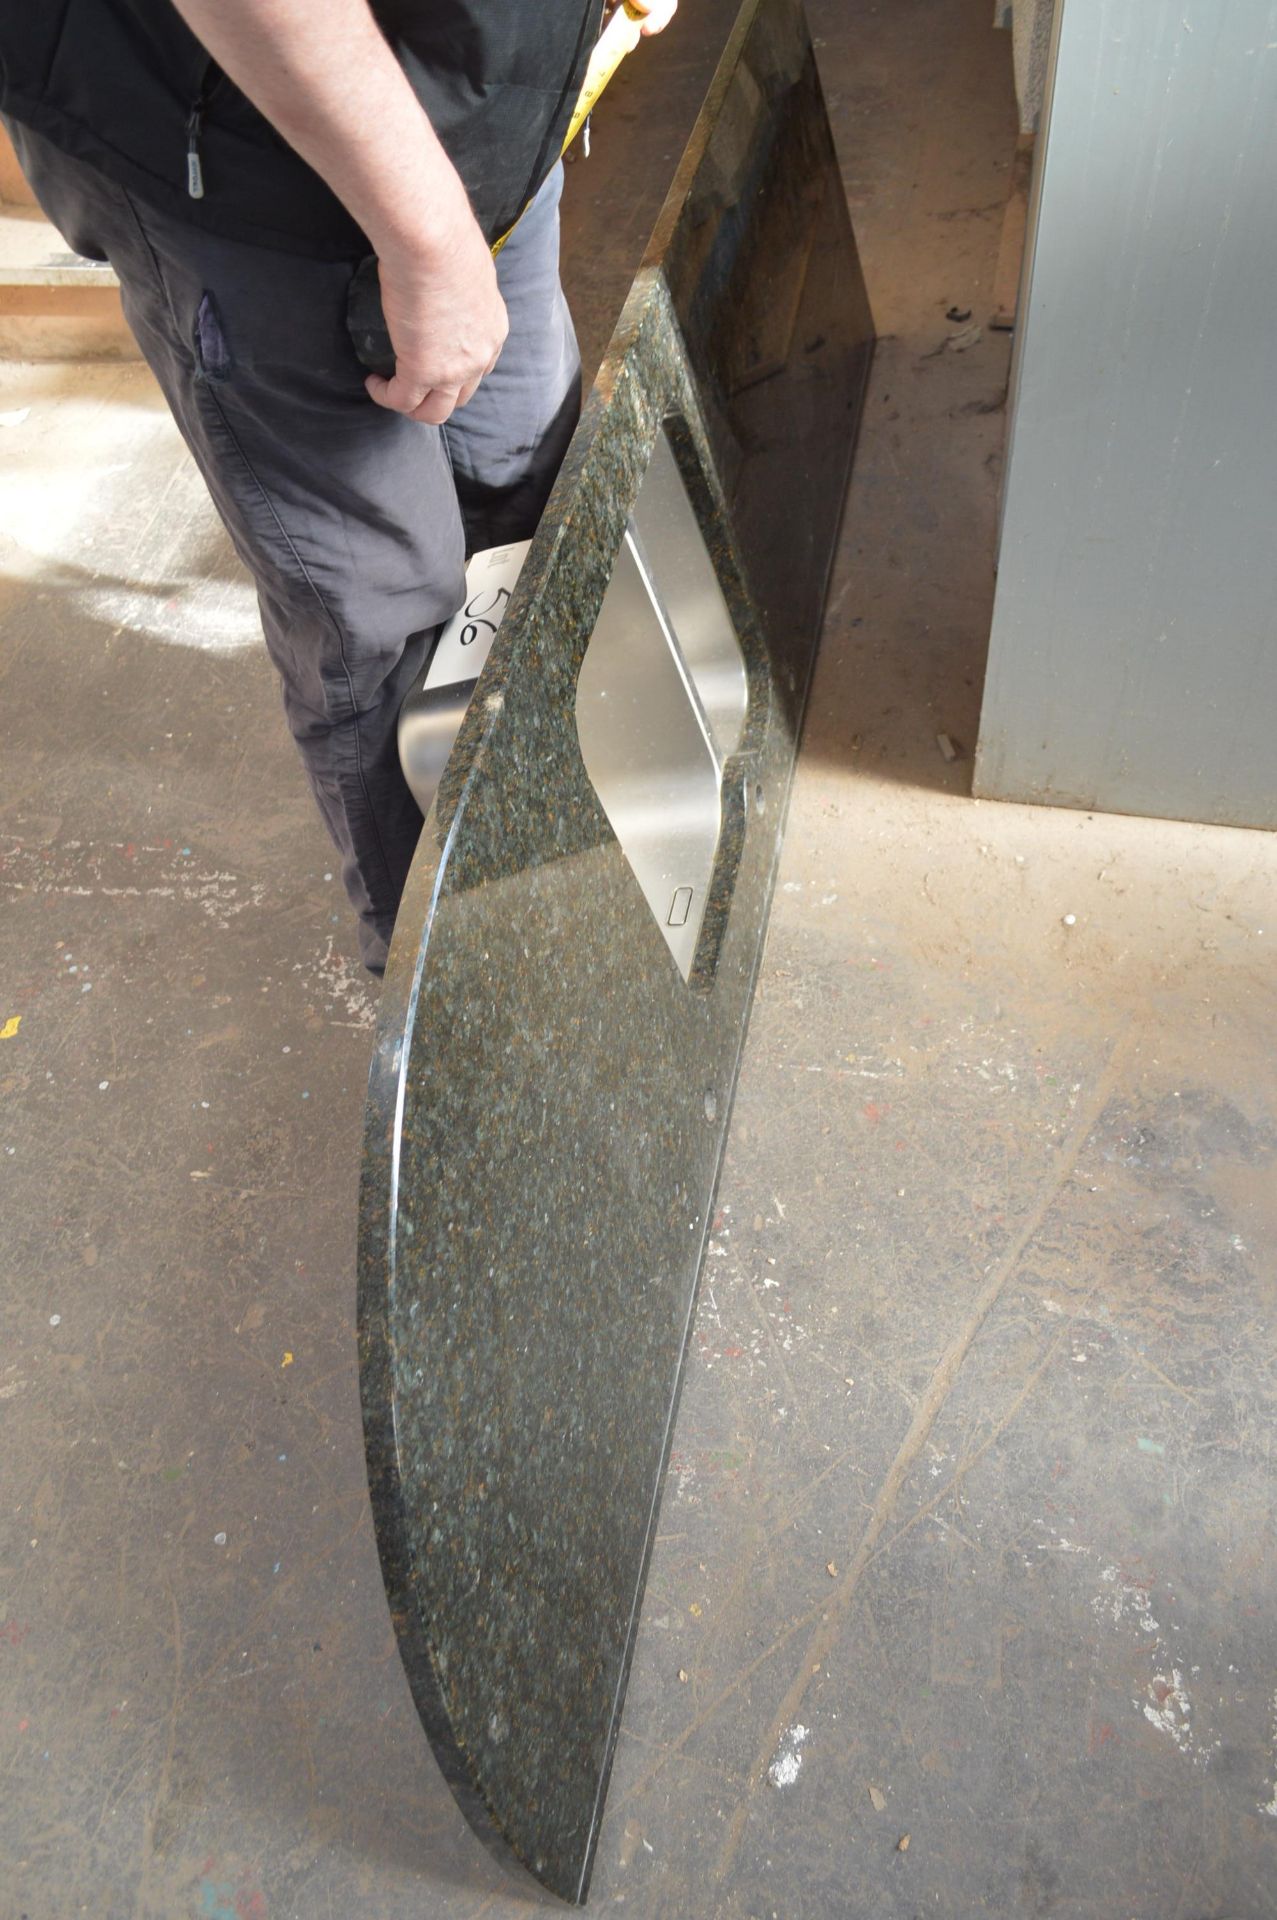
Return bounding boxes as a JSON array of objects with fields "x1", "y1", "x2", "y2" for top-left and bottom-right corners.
[{"x1": 0, "y1": 0, "x2": 604, "y2": 256}]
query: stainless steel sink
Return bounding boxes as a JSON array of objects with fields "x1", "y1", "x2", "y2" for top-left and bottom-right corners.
[
  {"x1": 576, "y1": 429, "x2": 747, "y2": 981},
  {"x1": 398, "y1": 430, "x2": 748, "y2": 984}
]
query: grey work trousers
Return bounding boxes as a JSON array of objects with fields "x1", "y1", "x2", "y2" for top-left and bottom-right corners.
[{"x1": 9, "y1": 124, "x2": 581, "y2": 973}]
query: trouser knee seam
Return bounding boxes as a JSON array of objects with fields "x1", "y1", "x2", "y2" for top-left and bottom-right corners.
[{"x1": 199, "y1": 381, "x2": 399, "y2": 905}]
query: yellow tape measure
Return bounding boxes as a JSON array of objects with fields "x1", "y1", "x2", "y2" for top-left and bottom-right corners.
[{"x1": 493, "y1": 3, "x2": 647, "y2": 256}]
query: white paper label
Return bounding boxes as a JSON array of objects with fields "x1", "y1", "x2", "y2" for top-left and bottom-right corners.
[{"x1": 424, "y1": 542, "x2": 532, "y2": 692}]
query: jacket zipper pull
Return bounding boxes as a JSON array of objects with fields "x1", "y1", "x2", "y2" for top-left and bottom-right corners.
[{"x1": 186, "y1": 104, "x2": 205, "y2": 199}]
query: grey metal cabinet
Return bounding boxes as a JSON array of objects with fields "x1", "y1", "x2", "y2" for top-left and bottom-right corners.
[{"x1": 975, "y1": 0, "x2": 1277, "y2": 828}]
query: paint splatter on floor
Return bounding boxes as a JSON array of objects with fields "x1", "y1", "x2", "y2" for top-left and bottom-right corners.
[{"x1": 768, "y1": 1724, "x2": 811, "y2": 1789}]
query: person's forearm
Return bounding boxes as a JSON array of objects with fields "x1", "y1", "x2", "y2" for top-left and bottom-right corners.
[
  {"x1": 169, "y1": 0, "x2": 476, "y2": 262},
  {"x1": 165, "y1": 0, "x2": 679, "y2": 425},
  {"x1": 169, "y1": 0, "x2": 509, "y2": 423}
]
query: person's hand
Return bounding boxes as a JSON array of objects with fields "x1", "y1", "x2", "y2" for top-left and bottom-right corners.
[
  {"x1": 365, "y1": 208, "x2": 509, "y2": 426},
  {"x1": 630, "y1": 0, "x2": 678, "y2": 32},
  {"x1": 607, "y1": 0, "x2": 678, "y2": 35}
]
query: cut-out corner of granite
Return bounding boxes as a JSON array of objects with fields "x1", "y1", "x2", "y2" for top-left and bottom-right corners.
[{"x1": 358, "y1": 0, "x2": 875, "y2": 1902}]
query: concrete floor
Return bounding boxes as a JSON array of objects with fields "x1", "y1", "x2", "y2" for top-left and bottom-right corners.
[{"x1": 3, "y1": 3, "x2": 1277, "y2": 1917}]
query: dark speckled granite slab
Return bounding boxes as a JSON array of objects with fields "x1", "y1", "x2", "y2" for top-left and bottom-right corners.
[{"x1": 358, "y1": 0, "x2": 874, "y2": 1900}]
